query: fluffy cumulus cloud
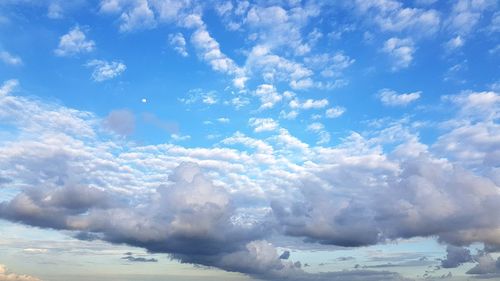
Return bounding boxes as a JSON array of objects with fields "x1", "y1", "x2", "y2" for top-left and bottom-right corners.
[
  {"x1": 1, "y1": 79, "x2": 500, "y2": 280},
  {"x1": 86, "y1": 59, "x2": 126, "y2": 82},
  {"x1": 54, "y1": 26, "x2": 95, "y2": 57},
  {"x1": 377, "y1": 89, "x2": 421, "y2": 106},
  {"x1": 0, "y1": 264, "x2": 41, "y2": 281}
]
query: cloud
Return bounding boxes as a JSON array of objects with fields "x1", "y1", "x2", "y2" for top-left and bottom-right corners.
[
  {"x1": 121, "y1": 252, "x2": 158, "y2": 263},
  {"x1": 179, "y1": 89, "x2": 218, "y2": 105},
  {"x1": 86, "y1": 59, "x2": 126, "y2": 82},
  {"x1": 306, "y1": 122, "x2": 324, "y2": 133},
  {"x1": 444, "y1": 36, "x2": 465, "y2": 51},
  {"x1": 440, "y1": 245, "x2": 472, "y2": 268},
  {"x1": 0, "y1": 79, "x2": 19, "y2": 96},
  {"x1": 279, "y1": 250, "x2": 290, "y2": 260},
  {"x1": 377, "y1": 89, "x2": 421, "y2": 106},
  {"x1": 103, "y1": 109, "x2": 135, "y2": 136},
  {"x1": 1, "y1": 81, "x2": 500, "y2": 280},
  {"x1": 354, "y1": 0, "x2": 440, "y2": 35},
  {"x1": 325, "y1": 107, "x2": 346, "y2": 118},
  {"x1": 168, "y1": 32, "x2": 188, "y2": 57},
  {"x1": 466, "y1": 253, "x2": 500, "y2": 276},
  {"x1": 0, "y1": 264, "x2": 42, "y2": 281},
  {"x1": 254, "y1": 84, "x2": 282, "y2": 109},
  {"x1": 304, "y1": 52, "x2": 354, "y2": 78},
  {"x1": 382, "y1": 38, "x2": 415, "y2": 71},
  {"x1": 246, "y1": 45, "x2": 313, "y2": 90},
  {"x1": 446, "y1": 0, "x2": 496, "y2": 36},
  {"x1": 0, "y1": 51, "x2": 22, "y2": 66},
  {"x1": 54, "y1": 26, "x2": 95, "y2": 57},
  {"x1": 289, "y1": 98, "x2": 329, "y2": 110},
  {"x1": 249, "y1": 118, "x2": 279, "y2": 133}
]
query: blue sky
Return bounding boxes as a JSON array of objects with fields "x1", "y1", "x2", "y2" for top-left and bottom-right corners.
[{"x1": 0, "y1": 0, "x2": 499, "y2": 281}]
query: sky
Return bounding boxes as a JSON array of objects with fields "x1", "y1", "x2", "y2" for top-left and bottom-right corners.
[{"x1": 0, "y1": 0, "x2": 499, "y2": 281}]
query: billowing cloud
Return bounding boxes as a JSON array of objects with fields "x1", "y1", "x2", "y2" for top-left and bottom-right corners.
[
  {"x1": 54, "y1": 26, "x2": 95, "y2": 57},
  {"x1": 0, "y1": 81, "x2": 500, "y2": 280}
]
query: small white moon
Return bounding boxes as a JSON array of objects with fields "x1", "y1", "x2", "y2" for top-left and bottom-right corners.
[{"x1": 141, "y1": 98, "x2": 147, "y2": 103}]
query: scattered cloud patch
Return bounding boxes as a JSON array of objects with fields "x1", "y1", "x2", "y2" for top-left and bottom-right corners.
[
  {"x1": 382, "y1": 37, "x2": 415, "y2": 71},
  {"x1": 377, "y1": 89, "x2": 421, "y2": 106},
  {"x1": 325, "y1": 107, "x2": 346, "y2": 118},
  {"x1": 0, "y1": 51, "x2": 22, "y2": 66},
  {"x1": 55, "y1": 26, "x2": 95, "y2": 57},
  {"x1": 86, "y1": 59, "x2": 126, "y2": 82},
  {"x1": 249, "y1": 117, "x2": 279, "y2": 133},
  {"x1": 168, "y1": 32, "x2": 188, "y2": 57}
]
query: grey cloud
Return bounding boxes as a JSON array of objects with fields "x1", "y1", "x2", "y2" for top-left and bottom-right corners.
[
  {"x1": 440, "y1": 245, "x2": 472, "y2": 268},
  {"x1": 279, "y1": 250, "x2": 290, "y2": 260},
  {"x1": 103, "y1": 109, "x2": 135, "y2": 136},
  {"x1": 121, "y1": 253, "x2": 158, "y2": 263},
  {"x1": 466, "y1": 253, "x2": 500, "y2": 276}
]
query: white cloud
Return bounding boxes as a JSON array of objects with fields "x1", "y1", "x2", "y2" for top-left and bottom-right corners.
[
  {"x1": 171, "y1": 133, "x2": 191, "y2": 142},
  {"x1": 118, "y1": 0, "x2": 156, "y2": 32},
  {"x1": 179, "y1": 89, "x2": 217, "y2": 105},
  {"x1": 304, "y1": 52, "x2": 354, "y2": 78},
  {"x1": 0, "y1": 264, "x2": 41, "y2": 281},
  {"x1": 306, "y1": 122, "x2": 324, "y2": 133},
  {"x1": 47, "y1": 2, "x2": 63, "y2": 19},
  {"x1": 249, "y1": 118, "x2": 279, "y2": 133},
  {"x1": 168, "y1": 32, "x2": 188, "y2": 57},
  {"x1": 382, "y1": 37, "x2": 415, "y2": 70},
  {"x1": 254, "y1": 84, "x2": 282, "y2": 109},
  {"x1": 191, "y1": 22, "x2": 240, "y2": 75},
  {"x1": 86, "y1": 59, "x2": 126, "y2": 82},
  {"x1": 377, "y1": 89, "x2": 421, "y2": 106},
  {"x1": 246, "y1": 45, "x2": 313, "y2": 89},
  {"x1": 54, "y1": 26, "x2": 95, "y2": 57},
  {"x1": 446, "y1": 0, "x2": 496, "y2": 36},
  {"x1": 325, "y1": 107, "x2": 346, "y2": 118},
  {"x1": 280, "y1": 110, "x2": 298, "y2": 120},
  {"x1": 445, "y1": 35, "x2": 465, "y2": 50},
  {"x1": 0, "y1": 51, "x2": 22, "y2": 66},
  {"x1": 0, "y1": 79, "x2": 19, "y2": 96},
  {"x1": 354, "y1": 0, "x2": 440, "y2": 35},
  {"x1": 217, "y1": 117, "x2": 230, "y2": 123},
  {"x1": 289, "y1": 98, "x2": 329, "y2": 110}
]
